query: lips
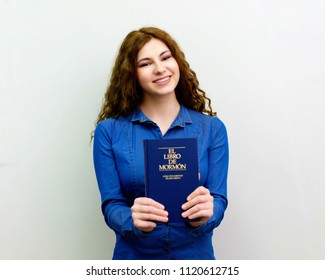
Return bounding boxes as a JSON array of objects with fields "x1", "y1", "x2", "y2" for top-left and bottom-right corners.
[{"x1": 153, "y1": 76, "x2": 171, "y2": 84}]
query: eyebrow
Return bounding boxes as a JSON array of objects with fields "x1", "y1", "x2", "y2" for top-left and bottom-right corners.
[{"x1": 137, "y1": 50, "x2": 171, "y2": 64}]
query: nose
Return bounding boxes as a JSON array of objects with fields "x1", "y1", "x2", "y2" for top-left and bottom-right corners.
[{"x1": 153, "y1": 61, "x2": 166, "y2": 74}]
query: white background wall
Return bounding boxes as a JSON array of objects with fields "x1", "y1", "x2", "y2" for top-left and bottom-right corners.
[{"x1": 0, "y1": 0, "x2": 324, "y2": 259}]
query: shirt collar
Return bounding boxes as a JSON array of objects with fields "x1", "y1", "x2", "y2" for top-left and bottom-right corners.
[{"x1": 131, "y1": 104, "x2": 193, "y2": 128}]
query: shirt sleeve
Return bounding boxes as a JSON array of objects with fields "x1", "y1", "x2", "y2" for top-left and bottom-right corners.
[
  {"x1": 93, "y1": 121, "x2": 135, "y2": 237},
  {"x1": 203, "y1": 118, "x2": 229, "y2": 233}
]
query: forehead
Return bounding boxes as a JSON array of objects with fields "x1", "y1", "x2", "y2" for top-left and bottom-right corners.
[{"x1": 137, "y1": 38, "x2": 169, "y2": 59}]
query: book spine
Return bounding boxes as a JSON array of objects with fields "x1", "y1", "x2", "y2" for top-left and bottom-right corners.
[{"x1": 143, "y1": 140, "x2": 149, "y2": 197}]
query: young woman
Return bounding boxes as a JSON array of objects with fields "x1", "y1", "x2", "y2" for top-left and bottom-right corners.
[{"x1": 93, "y1": 27, "x2": 229, "y2": 259}]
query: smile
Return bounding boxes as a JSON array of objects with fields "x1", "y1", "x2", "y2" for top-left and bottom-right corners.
[{"x1": 154, "y1": 76, "x2": 171, "y2": 84}]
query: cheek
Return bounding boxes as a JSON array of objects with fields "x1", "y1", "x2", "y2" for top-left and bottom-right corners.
[
  {"x1": 137, "y1": 69, "x2": 150, "y2": 84},
  {"x1": 170, "y1": 60, "x2": 180, "y2": 76},
  {"x1": 136, "y1": 70, "x2": 152, "y2": 91},
  {"x1": 136, "y1": 71, "x2": 145, "y2": 88},
  {"x1": 172, "y1": 63, "x2": 180, "y2": 82}
]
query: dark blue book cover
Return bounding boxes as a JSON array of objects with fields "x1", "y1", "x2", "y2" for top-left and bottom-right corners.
[{"x1": 143, "y1": 138, "x2": 199, "y2": 222}]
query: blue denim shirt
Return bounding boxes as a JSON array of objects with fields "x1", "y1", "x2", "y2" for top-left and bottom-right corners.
[{"x1": 93, "y1": 105, "x2": 229, "y2": 259}]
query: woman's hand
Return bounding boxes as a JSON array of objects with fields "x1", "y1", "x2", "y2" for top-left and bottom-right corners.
[
  {"x1": 131, "y1": 197, "x2": 168, "y2": 233},
  {"x1": 181, "y1": 186, "x2": 214, "y2": 227}
]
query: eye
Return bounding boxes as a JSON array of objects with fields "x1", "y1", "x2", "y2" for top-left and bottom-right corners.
[
  {"x1": 137, "y1": 59, "x2": 152, "y2": 67},
  {"x1": 162, "y1": 55, "x2": 172, "y2": 61},
  {"x1": 138, "y1": 62, "x2": 151, "y2": 68}
]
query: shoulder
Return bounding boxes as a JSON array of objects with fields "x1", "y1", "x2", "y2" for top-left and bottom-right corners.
[
  {"x1": 97, "y1": 114, "x2": 132, "y2": 129},
  {"x1": 94, "y1": 115, "x2": 132, "y2": 140},
  {"x1": 186, "y1": 107, "x2": 226, "y2": 130}
]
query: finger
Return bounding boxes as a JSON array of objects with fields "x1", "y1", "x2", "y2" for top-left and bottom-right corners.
[
  {"x1": 134, "y1": 197, "x2": 166, "y2": 210},
  {"x1": 132, "y1": 201, "x2": 168, "y2": 218},
  {"x1": 132, "y1": 206, "x2": 168, "y2": 221},
  {"x1": 182, "y1": 202, "x2": 206, "y2": 218},
  {"x1": 186, "y1": 186, "x2": 209, "y2": 201},
  {"x1": 145, "y1": 213, "x2": 168, "y2": 223},
  {"x1": 182, "y1": 206, "x2": 213, "y2": 220},
  {"x1": 139, "y1": 208, "x2": 169, "y2": 219},
  {"x1": 134, "y1": 211, "x2": 169, "y2": 223},
  {"x1": 182, "y1": 188, "x2": 202, "y2": 211},
  {"x1": 182, "y1": 192, "x2": 212, "y2": 211}
]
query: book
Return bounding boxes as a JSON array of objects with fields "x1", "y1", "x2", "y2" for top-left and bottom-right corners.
[{"x1": 143, "y1": 138, "x2": 199, "y2": 222}]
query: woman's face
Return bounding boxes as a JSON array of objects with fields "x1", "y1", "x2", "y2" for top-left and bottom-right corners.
[{"x1": 136, "y1": 38, "x2": 180, "y2": 98}]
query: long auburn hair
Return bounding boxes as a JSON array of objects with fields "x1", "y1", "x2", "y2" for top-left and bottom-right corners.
[{"x1": 95, "y1": 27, "x2": 216, "y2": 127}]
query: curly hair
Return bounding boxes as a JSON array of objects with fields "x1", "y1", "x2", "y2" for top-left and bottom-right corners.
[{"x1": 95, "y1": 27, "x2": 216, "y2": 127}]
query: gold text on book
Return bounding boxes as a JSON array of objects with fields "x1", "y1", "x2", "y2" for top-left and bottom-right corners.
[{"x1": 159, "y1": 148, "x2": 187, "y2": 171}]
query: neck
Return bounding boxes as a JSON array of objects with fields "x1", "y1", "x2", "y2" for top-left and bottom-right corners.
[
  {"x1": 141, "y1": 93, "x2": 180, "y2": 117},
  {"x1": 140, "y1": 94, "x2": 181, "y2": 135}
]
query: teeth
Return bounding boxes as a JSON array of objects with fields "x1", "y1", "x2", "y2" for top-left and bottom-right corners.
[{"x1": 155, "y1": 77, "x2": 169, "y2": 83}]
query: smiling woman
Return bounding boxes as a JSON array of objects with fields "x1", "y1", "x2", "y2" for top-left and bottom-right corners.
[
  {"x1": 92, "y1": 27, "x2": 229, "y2": 260},
  {"x1": 136, "y1": 39, "x2": 180, "y2": 97},
  {"x1": 136, "y1": 38, "x2": 181, "y2": 134}
]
